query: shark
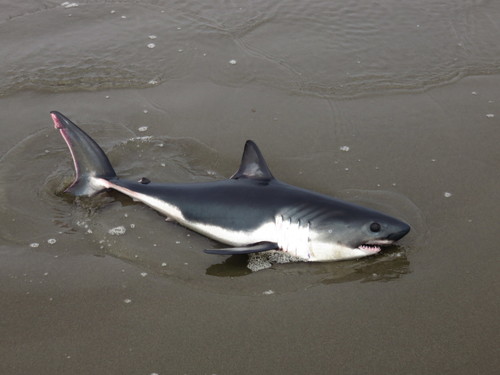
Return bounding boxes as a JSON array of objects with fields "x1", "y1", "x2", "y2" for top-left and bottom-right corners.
[{"x1": 50, "y1": 111, "x2": 410, "y2": 262}]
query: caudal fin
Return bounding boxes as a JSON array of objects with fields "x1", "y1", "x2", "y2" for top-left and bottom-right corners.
[{"x1": 51, "y1": 111, "x2": 117, "y2": 196}]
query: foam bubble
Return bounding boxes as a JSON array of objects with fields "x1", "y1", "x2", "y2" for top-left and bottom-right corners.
[
  {"x1": 61, "y1": 2, "x2": 79, "y2": 8},
  {"x1": 247, "y1": 250, "x2": 302, "y2": 272},
  {"x1": 108, "y1": 226, "x2": 126, "y2": 235}
]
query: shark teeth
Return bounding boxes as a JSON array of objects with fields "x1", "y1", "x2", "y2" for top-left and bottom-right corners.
[{"x1": 357, "y1": 244, "x2": 381, "y2": 254}]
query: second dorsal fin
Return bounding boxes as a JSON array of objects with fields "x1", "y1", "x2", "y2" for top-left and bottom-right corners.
[{"x1": 230, "y1": 140, "x2": 274, "y2": 180}]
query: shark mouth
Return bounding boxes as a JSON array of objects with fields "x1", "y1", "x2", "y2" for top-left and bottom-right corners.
[
  {"x1": 357, "y1": 244, "x2": 382, "y2": 254},
  {"x1": 357, "y1": 239, "x2": 395, "y2": 254}
]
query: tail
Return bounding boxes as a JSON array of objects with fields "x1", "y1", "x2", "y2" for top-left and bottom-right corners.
[{"x1": 51, "y1": 111, "x2": 117, "y2": 196}]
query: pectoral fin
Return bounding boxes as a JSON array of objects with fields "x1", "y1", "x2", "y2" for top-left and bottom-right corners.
[{"x1": 204, "y1": 242, "x2": 278, "y2": 255}]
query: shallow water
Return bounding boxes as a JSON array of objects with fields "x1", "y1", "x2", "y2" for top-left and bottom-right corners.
[{"x1": 1, "y1": 1, "x2": 499, "y2": 374}]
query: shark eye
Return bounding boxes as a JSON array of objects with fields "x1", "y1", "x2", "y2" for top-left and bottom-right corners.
[{"x1": 370, "y1": 222, "x2": 381, "y2": 232}]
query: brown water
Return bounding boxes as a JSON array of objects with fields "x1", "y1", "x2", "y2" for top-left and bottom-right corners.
[{"x1": 1, "y1": 1, "x2": 499, "y2": 374}]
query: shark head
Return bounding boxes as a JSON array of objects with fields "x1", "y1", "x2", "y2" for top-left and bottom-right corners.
[{"x1": 306, "y1": 203, "x2": 410, "y2": 261}]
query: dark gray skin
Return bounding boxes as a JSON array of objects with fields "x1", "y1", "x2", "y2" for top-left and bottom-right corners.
[{"x1": 51, "y1": 111, "x2": 410, "y2": 262}]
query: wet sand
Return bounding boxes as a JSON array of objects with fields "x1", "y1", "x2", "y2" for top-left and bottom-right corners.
[
  {"x1": 1, "y1": 75, "x2": 499, "y2": 374},
  {"x1": 1, "y1": 1, "x2": 499, "y2": 374}
]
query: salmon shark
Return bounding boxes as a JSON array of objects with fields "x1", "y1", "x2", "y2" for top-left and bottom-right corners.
[{"x1": 51, "y1": 111, "x2": 410, "y2": 262}]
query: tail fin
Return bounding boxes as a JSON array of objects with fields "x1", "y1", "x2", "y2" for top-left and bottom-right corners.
[{"x1": 51, "y1": 111, "x2": 117, "y2": 196}]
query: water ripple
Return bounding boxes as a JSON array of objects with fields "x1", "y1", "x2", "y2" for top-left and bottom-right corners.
[{"x1": 1, "y1": 0, "x2": 499, "y2": 98}]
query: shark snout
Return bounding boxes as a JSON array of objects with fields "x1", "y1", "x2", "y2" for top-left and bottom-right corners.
[{"x1": 387, "y1": 223, "x2": 410, "y2": 242}]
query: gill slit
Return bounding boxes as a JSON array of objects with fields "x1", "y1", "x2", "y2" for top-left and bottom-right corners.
[{"x1": 275, "y1": 214, "x2": 311, "y2": 259}]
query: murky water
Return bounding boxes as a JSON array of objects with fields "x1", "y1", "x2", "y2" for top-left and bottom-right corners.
[
  {"x1": 0, "y1": 124, "x2": 425, "y2": 295},
  {"x1": 2, "y1": 0, "x2": 500, "y2": 98},
  {"x1": 1, "y1": 1, "x2": 499, "y2": 374}
]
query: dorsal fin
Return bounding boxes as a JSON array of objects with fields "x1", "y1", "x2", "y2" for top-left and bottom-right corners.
[{"x1": 230, "y1": 140, "x2": 274, "y2": 180}]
